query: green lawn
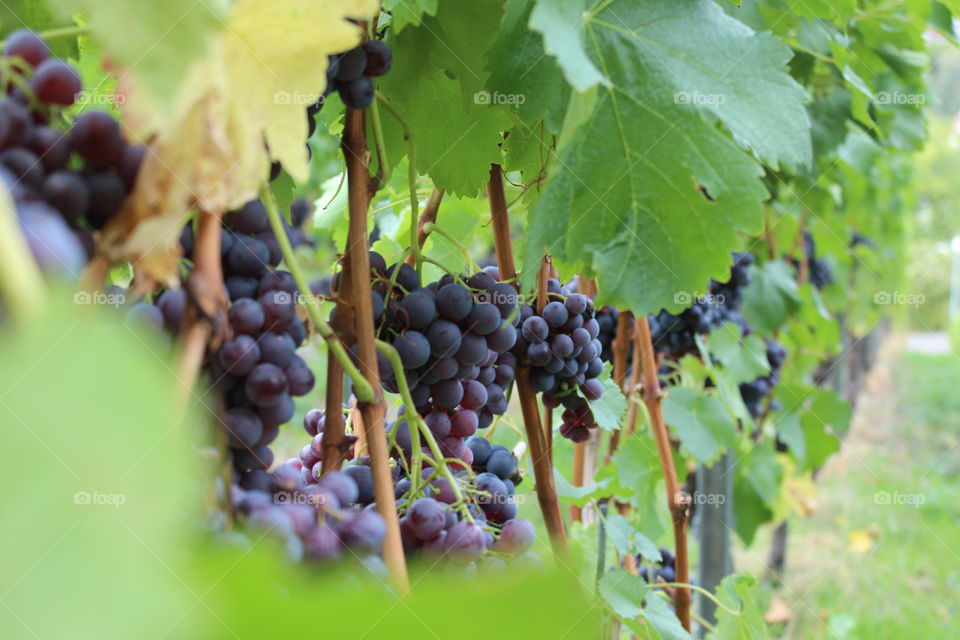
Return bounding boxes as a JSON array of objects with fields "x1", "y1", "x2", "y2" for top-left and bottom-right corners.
[{"x1": 739, "y1": 350, "x2": 960, "y2": 638}]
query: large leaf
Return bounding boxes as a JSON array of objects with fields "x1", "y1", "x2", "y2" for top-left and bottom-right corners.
[
  {"x1": 378, "y1": 0, "x2": 513, "y2": 196},
  {"x1": 662, "y1": 387, "x2": 737, "y2": 463},
  {"x1": 605, "y1": 513, "x2": 660, "y2": 562},
  {"x1": 525, "y1": 0, "x2": 811, "y2": 311},
  {"x1": 486, "y1": 0, "x2": 570, "y2": 133}
]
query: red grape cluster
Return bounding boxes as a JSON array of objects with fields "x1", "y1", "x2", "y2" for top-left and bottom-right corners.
[
  {"x1": 166, "y1": 199, "x2": 315, "y2": 488},
  {"x1": 0, "y1": 29, "x2": 144, "y2": 276},
  {"x1": 233, "y1": 428, "x2": 389, "y2": 564},
  {"x1": 511, "y1": 278, "x2": 605, "y2": 441},
  {"x1": 354, "y1": 258, "x2": 520, "y2": 465}
]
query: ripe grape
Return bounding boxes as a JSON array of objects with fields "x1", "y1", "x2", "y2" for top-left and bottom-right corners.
[
  {"x1": 244, "y1": 363, "x2": 289, "y2": 408},
  {"x1": 219, "y1": 335, "x2": 261, "y2": 375},
  {"x1": 361, "y1": 40, "x2": 393, "y2": 77},
  {"x1": 29, "y1": 59, "x2": 81, "y2": 105},
  {"x1": 4, "y1": 29, "x2": 50, "y2": 67},
  {"x1": 69, "y1": 111, "x2": 122, "y2": 169}
]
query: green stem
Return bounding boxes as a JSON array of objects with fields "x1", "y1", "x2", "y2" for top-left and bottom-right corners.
[
  {"x1": 421, "y1": 222, "x2": 480, "y2": 273},
  {"x1": 0, "y1": 188, "x2": 46, "y2": 323},
  {"x1": 0, "y1": 24, "x2": 89, "y2": 48},
  {"x1": 375, "y1": 339, "x2": 474, "y2": 522},
  {"x1": 369, "y1": 94, "x2": 390, "y2": 189},
  {"x1": 647, "y1": 583, "x2": 740, "y2": 617},
  {"x1": 260, "y1": 185, "x2": 375, "y2": 403}
]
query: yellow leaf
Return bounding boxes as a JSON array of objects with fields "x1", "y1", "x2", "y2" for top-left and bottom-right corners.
[{"x1": 103, "y1": 0, "x2": 379, "y2": 282}]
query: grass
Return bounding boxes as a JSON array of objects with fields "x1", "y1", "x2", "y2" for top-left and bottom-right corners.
[{"x1": 737, "y1": 349, "x2": 960, "y2": 638}]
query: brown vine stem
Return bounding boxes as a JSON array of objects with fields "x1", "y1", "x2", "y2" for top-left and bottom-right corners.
[
  {"x1": 404, "y1": 187, "x2": 445, "y2": 265},
  {"x1": 342, "y1": 106, "x2": 409, "y2": 591},
  {"x1": 176, "y1": 207, "x2": 227, "y2": 408},
  {"x1": 637, "y1": 314, "x2": 690, "y2": 630},
  {"x1": 487, "y1": 163, "x2": 568, "y2": 557},
  {"x1": 321, "y1": 354, "x2": 347, "y2": 472}
]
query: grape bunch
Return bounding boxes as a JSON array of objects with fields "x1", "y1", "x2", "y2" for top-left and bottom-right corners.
[
  {"x1": 595, "y1": 306, "x2": 619, "y2": 363},
  {"x1": 800, "y1": 231, "x2": 834, "y2": 290},
  {"x1": 648, "y1": 253, "x2": 754, "y2": 360},
  {"x1": 354, "y1": 258, "x2": 519, "y2": 466},
  {"x1": 511, "y1": 278, "x2": 605, "y2": 441},
  {"x1": 638, "y1": 547, "x2": 677, "y2": 584},
  {"x1": 232, "y1": 454, "x2": 389, "y2": 564},
  {"x1": 171, "y1": 199, "x2": 316, "y2": 487},
  {"x1": 294, "y1": 410, "x2": 537, "y2": 568},
  {"x1": 0, "y1": 30, "x2": 145, "y2": 277},
  {"x1": 306, "y1": 40, "x2": 392, "y2": 128},
  {"x1": 738, "y1": 338, "x2": 786, "y2": 419}
]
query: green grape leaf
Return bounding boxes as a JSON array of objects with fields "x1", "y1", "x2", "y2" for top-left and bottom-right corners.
[
  {"x1": 605, "y1": 513, "x2": 661, "y2": 562},
  {"x1": 743, "y1": 440, "x2": 782, "y2": 506},
  {"x1": 526, "y1": 0, "x2": 811, "y2": 313},
  {"x1": 378, "y1": 0, "x2": 513, "y2": 197},
  {"x1": 381, "y1": 0, "x2": 439, "y2": 32},
  {"x1": 707, "y1": 324, "x2": 770, "y2": 384},
  {"x1": 640, "y1": 593, "x2": 693, "y2": 640},
  {"x1": 529, "y1": 0, "x2": 608, "y2": 91},
  {"x1": 732, "y1": 469, "x2": 772, "y2": 546},
  {"x1": 599, "y1": 569, "x2": 645, "y2": 619},
  {"x1": 270, "y1": 169, "x2": 297, "y2": 221},
  {"x1": 709, "y1": 574, "x2": 771, "y2": 640},
  {"x1": 589, "y1": 366, "x2": 628, "y2": 432},
  {"x1": 741, "y1": 261, "x2": 801, "y2": 333},
  {"x1": 486, "y1": 0, "x2": 570, "y2": 134},
  {"x1": 772, "y1": 410, "x2": 806, "y2": 466},
  {"x1": 662, "y1": 387, "x2": 737, "y2": 463}
]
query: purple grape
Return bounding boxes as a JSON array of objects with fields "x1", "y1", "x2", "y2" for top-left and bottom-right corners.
[
  {"x1": 522, "y1": 315, "x2": 548, "y2": 343},
  {"x1": 26, "y1": 126, "x2": 70, "y2": 171},
  {"x1": 486, "y1": 323, "x2": 516, "y2": 352},
  {"x1": 225, "y1": 200, "x2": 269, "y2": 234},
  {"x1": 336, "y1": 47, "x2": 368, "y2": 82},
  {"x1": 228, "y1": 298, "x2": 265, "y2": 335},
  {"x1": 551, "y1": 333, "x2": 574, "y2": 358},
  {"x1": 259, "y1": 289, "x2": 296, "y2": 330},
  {"x1": 463, "y1": 302, "x2": 500, "y2": 335},
  {"x1": 541, "y1": 301, "x2": 569, "y2": 328},
  {"x1": 285, "y1": 355, "x2": 315, "y2": 396},
  {"x1": 581, "y1": 378, "x2": 603, "y2": 400},
  {"x1": 394, "y1": 331, "x2": 430, "y2": 369},
  {"x1": 316, "y1": 470, "x2": 359, "y2": 505},
  {"x1": 258, "y1": 393, "x2": 294, "y2": 427},
  {"x1": 425, "y1": 411, "x2": 452, "y2": 439},
  {"x1": 4, "y1": 30, "x2": 50, "y2": 67},
  {"x1": 228, "y1": 235, "x2": 270, "y2": 276},
  {"x1": 455, "y1": 332, "x2": 487, "y2": 365},
  {"x1": 226, "y1": 408, "x2": 264, "y2": 448},
  {"x1": 436, "y1": 283, "x2": 473, "y2": 322},
  {"x1": 337, "y1": 509, "x2": 385, "y2": 553},
  {"x1": 157, "y1": 288, "x2": 186, "y2": 332},
  {"x1": 305, "y1": 525, "x2": 340, "y2": 562},
  {"x1": 431, "y1": 379, "x2": 464, "y2": 410},
  {"x1": 344, "y1": 464, "x2": 375, "y2": 504},
  {"x1": 361, "y1": 40, "x2": 392, "y2": 77},
  {"x1": 444, "y1": 521, "x2": 487, "y2": 563},
  {"x1": 42, "y1": 170, "x2": 88, "y2": 224},
  {"x1": 426, "y1": 320, "x2": 462, "y2": 358},
  {"x1": 406, "y1": 497, "x2": 445, "y2": 540},
  {"x1": 258, "y1": 331, "x2": 296, "y2": 368},
  {"x1": 117, "y1": 144, "x2": 145, "y2": 188},
  {"x1": 460, "y1": 380, "x2": 488, "y2": 410},
  {"x1": 245, "y1": 363, "x2": 289, "y2": 407},
  {"x1": 450, "y1": 409, "x2": 479, "y2": 437},
  {"x1": 70, "y1": 111, "x2": 122, "y2": 169},
  {"x1": 30, "y1": 59, "x2": 81, "y2": 106},
  {"x1": 219, "y1": 334, "x2": 261, "y2": 375}
]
